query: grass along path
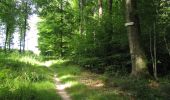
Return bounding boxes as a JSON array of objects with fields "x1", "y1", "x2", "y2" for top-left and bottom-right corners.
[
  {"x1": 50, "y1": 60, "x2": 170, "y2": 100},
  {"x1": 0, "y1": 53, "x2": 62, "y2": 100},
  {"x1": 50, "y1": 60, "x2": 129, "y2": 100},
  {"x1": 1, "y1": 53, "x2": 169, "y2": 100}
]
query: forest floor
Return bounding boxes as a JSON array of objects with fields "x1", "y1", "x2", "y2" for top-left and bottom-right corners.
[
  {"x1": 53, "y1": 74, "x2": 71, "y2": 100},
  {"x1": 43, "y1": 60, "x2": 71, "y2": 100},
  {"x1": 50, "y1": 60, "x2": 129, "y2": 100},
  {"x1": 0, "y1": 52, "x2": 170, "y2": 100},
  {"x1": 50, "y1": 60, "x2": 170, "y2": 100}
]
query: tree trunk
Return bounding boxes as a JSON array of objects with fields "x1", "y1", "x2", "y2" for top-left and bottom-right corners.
[
  {"x1": 153, "y1": 23, "x2": 158, "y2": 80},
  {"x1": 79, "y1": 0, "x2": 84, "y2": 35},
  {"x1": 125, "y1": 0, "x2": 148, "y2": 77},
  {"x1": 19, "y1": 27, "x2": 23, "y2": 53},
  {"x1": 98, "y1": 0, "x2": 103, "y2": 18},
  {"x1": 106, "y1": 0, "x2": 113, "y2": 58},
  {"x1": 8, "y1": 33, "x2": 11, "y2": 51},
  {"x1": 23, "y1": 2, "x2": 28, "y2": 52},
  {"x1": 60, "y1": 0, "x2": 63, "y2": 57},
  {"x1": 108, "y1": 0, "x2": 113, "y2": 15},
  {"x1": 4, "y1": 23, "x2": 9, "y2": 52}
]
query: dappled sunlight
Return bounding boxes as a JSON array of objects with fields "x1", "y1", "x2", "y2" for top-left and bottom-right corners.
[
  {"x1": 136, "y1": 56, "x2": 146, "y2": 69},
  {"x1": 54, "y1": 74, "x2": 78, "y2": 91},
  {"x1": 43, "y1": 61, "x2": 54, "y2": 67},
  {"x1": 148, "y1": 80, "x2": 159, "y2": 89},
  {"x1": 40, "y1": 59, "x2": 70, "y2": 68},
  {"x1": 0, "y1": 53, "x2": 62, "y2": 100},
  {"x1": 19, "y1": 57, "x2": 65, "y2": 68},
  {"x1": 53, "y1": 74, "x2": 74, "y2": 100},
  {"x1": 19, "y1": 56, "x2": 41, "y2": 65},
  {"x1": 55, "y1": 59, "x2": 69, "y2": 65},
  {"x1": 56, "y1": 81, "x2": 78, "y2": 91},
  {"x1": 78, "y1": 72, "x2": 105, "y2": 88},
  {"x1": 42, "y1": 60, "x2": 65, "y2": 67},
  {"x1": 59, "y1": 75, "x2": 75, "y2": 80},
  {"x1": 79, "y1": 76, "x2": 104, "y2": 88}
]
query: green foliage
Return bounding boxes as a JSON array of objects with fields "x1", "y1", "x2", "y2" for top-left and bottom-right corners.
[
  {"x1": 1, "y1": 0, "x2": 170, "y2": 99},
  {"x1": 0, "y1": 0, "x2": 170, "y2": 78},
  {"x1": 34, "y1": 0, "x2": 170, "y2": 77},
  {"x1": 0, "y1": 0, "x2": 33, "y2": 52},
  {"x1": 36, "y1": 0, "x2": 74, "y2": 57}
]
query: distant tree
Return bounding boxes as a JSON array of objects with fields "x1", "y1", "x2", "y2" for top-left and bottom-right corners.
[{"x1": 0, "y1": 0, "x2": 17, "y2": 52}]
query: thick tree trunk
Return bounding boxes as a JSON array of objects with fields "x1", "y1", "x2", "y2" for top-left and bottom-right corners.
[{"x1": 125, "y1": 0, "x2": 148, "y2": 77}]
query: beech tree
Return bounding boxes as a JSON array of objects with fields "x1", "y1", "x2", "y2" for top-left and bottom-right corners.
[{"x1": 125, "y1": 0, "x2": 148, "y2": 77}]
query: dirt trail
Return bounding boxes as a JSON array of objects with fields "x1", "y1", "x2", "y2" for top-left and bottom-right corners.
[
  {"x1": 54, "y1": 74, "x2": 71, "y2": 100},
  {"x1": 43, "y1": 61, "x2": 71, "y2": 100}
]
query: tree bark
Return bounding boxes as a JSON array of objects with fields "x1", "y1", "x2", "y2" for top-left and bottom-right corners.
[
  {"x1": 106, "y1": 0, "x2": 113, "y2": 57},
  {"x1": 79, "y1": 0, "x2": 84, "y2": 35},
  {"x1": 98, "y1": 0, "x2": 103, "y2": 17},
  {"x1": 153, "y1": 23, "x2": 158, "y2": 80},
  {"x1": 125, "y1": 0, "x2": 148, "y2": 77}
]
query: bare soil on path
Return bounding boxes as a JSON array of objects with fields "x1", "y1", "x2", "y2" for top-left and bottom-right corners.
[{"x1": 54, "y1": 74, "x2": 71, "y2": 100}]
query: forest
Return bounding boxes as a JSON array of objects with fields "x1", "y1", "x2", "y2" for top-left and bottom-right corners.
[{"x1": 0, "y1": 0, "x2": 170, "y2": 100}]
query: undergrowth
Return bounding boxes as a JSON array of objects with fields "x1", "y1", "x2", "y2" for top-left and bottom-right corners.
[
  {"x1": 51, "y1": 61, "x2": 128, "y2": 100},
  {"x1": 0, "y1": 52, "x2": 61, "y2": 100},
  {"x1": 52, "y1": 60, "x2": 170, "y2": 100}
]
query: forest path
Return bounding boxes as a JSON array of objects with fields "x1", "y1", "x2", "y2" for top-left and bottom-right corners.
[
  {"x1": 53, "y1": 74, "x2": 71, "y2": 100},
  {"x1": 43, "y1": 61, "x2": 71, "y2": 100}
]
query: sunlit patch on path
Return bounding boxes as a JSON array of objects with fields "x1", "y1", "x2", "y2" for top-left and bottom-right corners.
[
  {"x1": 42, "y1": 60, "x2": 72, "y2": 100},
  {"x1": 54, "y1": 74, "x2": 71, "y2": 100},
  {"x1": 43, "y1": 61, "x2": 54, "y2": 67}
]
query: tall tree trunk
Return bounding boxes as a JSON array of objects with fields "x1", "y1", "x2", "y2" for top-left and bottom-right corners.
[
  {"x1": 60, "y1": 0, "x2": 63, "y2": 57},
  {"x1": 106, "y1": 0, "x2": 113, "y2": 58},
  {"x1": 96, "y1": 0, "x2": 103, "y2": 45},
  {"x1": 153, "y1": 23, "x2": 158, "y2": 80},
  {"x1": 8, "y1": 33, "x2": 11, "y2": 51},
  {"x1": 4, "y1": 23, "x2": 9, "y2": 52},
  {"x1": 23, "y1": 2, "x2": 28, "y2": 52},
  {"x1": 19, "y1": 27, "x2": 23, "y2": 53},
  {"x1": 108, "y1": 0, "x2": 113, "y2": 15},
  {"x1": 79, "y1": 0, "x2": 84, "y2": 35},
  {"x1": 125, "y1": 0, "x2": 148, "y2": 77}
]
